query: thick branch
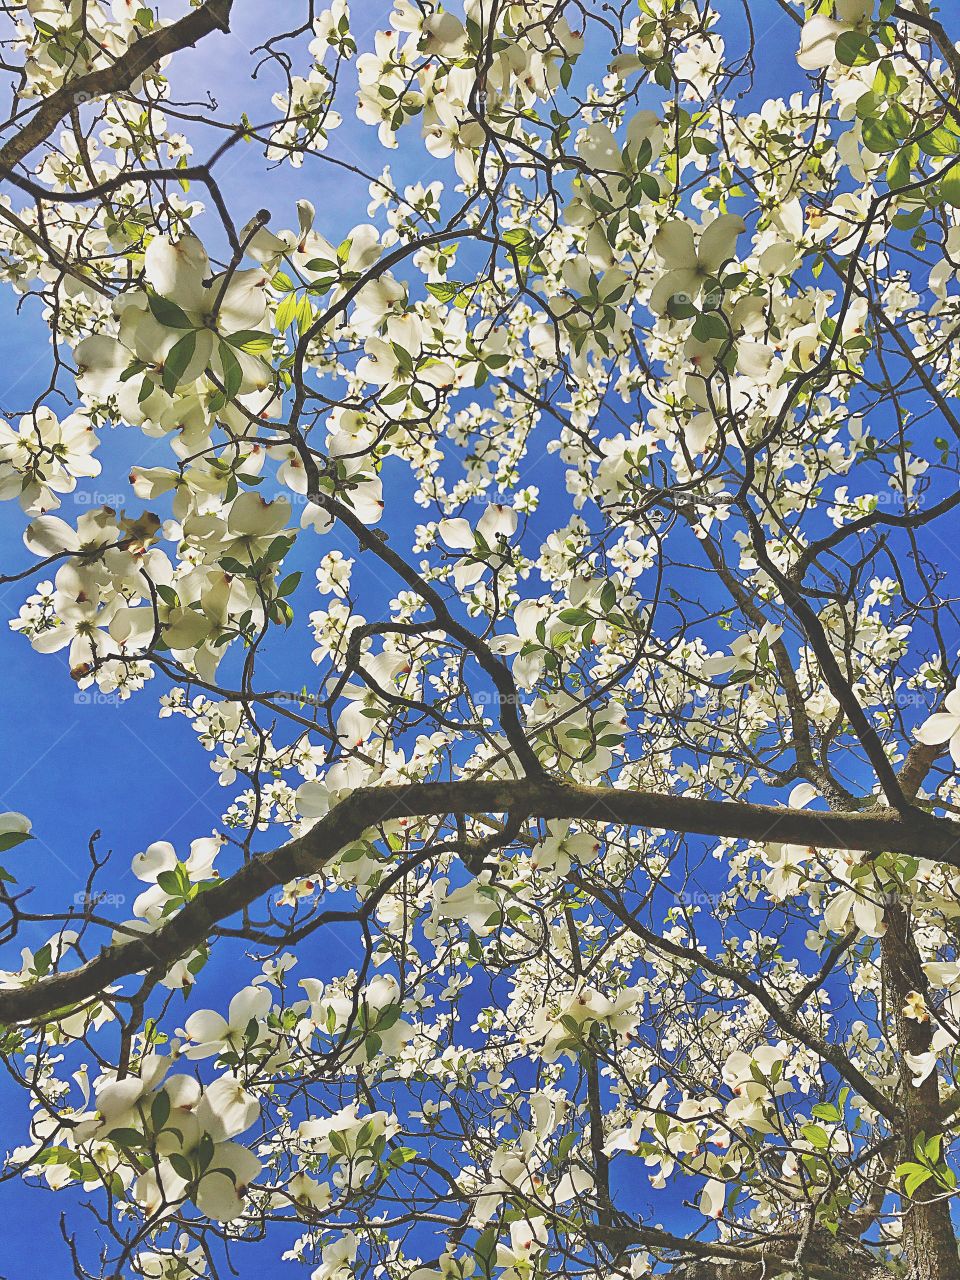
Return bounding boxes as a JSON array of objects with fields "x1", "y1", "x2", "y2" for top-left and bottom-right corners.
[
  {"x1": 3, "y1": 778, "x2": 960, "y2": 1026},
  {"x1": 0, "y1": 0, "x2": 233, "y2": 176}
]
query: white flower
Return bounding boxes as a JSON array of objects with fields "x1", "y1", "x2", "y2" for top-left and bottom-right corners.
[
  {"x1": 182, "y1": 985, "x2": 271, "y2": 1059},
  {"x1": 130, "y1": 837, "x2": 222, "y2": 922},
  {"x1": 699, "y1": 1177, "x2": 725, "y2": 1219},
  {"x1": 298, "y1": 1104, "x2": 399, "y2": 1160},
  {"x1": 76, "y1": 233, "x2": 272, "y2": 413},
  {"x1": 797, "y1": 1, "x2": 872, "y2": 72},
  {"x1": 133, "y1": 1242, "x2": 208, "y2": 1279},
  {"x1": 438, "y1": 504, "x2": 518, "y2": 590},
  {"x1": 904, "y1": 1050, "x2": 939, "y2": 1087},
  {"x1": 0, "y1": 811, "x2": 31, "y2": 852},
  {"x1": 902, "y1": 991, "x2": 930, "y2": 1024},
  {"x1": 495, "y1": 1219, "x2": 547, "y2": 1280},
  {"x1": 311, "y1": 1232, "x2": 357, "y2": 1280},
  {"x1": 0, "y1": 408, "x2": 100, "y2": 513},
  {"x1": 134, "y1": 1138, "x2": 261, "y2": 1222},
  {"x1": 195, "y1": 1074, "x2": 260, "y2": 1141},
  {"x1": 823, "y1": 885, "x2": 885, "y2": 938},
  {"x1": 649, "y1": 215, "x2": 746, "y2": 315},
  {"x1": 287, "y1": 1171, "x2": 332, "y2": 1212},
  {"x1": 916, "y1": 687, "x2": 960, "y2": 767}
]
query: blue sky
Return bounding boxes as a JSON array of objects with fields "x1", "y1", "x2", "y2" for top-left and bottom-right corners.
[{"x1": 0, "y1": 0, "x2": 866, "y2": 1273}]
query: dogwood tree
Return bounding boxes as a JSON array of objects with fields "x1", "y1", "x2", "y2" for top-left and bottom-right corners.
[{"x1": 5, "y1": 0, "x2": 960, "y2": 1276}]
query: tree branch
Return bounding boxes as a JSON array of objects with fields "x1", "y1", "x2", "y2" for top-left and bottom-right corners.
[
  {"x1": 3, "y1": 777, "x2": 960, "y2": 1026},
  {"x1": 0, "y1": 0, "x2": 233, "y2": 176}
]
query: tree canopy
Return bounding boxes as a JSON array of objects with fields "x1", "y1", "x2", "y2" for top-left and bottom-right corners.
[{"x1": 2, "y1": 1, "x2": 960, "y2": 1277}]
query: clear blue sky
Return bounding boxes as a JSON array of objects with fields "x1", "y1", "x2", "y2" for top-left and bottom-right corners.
[{"x1": 0, "y1": 1, "x2": 826, "y2": 1273}]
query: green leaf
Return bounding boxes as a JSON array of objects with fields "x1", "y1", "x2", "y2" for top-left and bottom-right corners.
[
  {"x1": 162, "y1": 330, "x2": 197, "y2": 394},
  {"x1": 941, "y1": 170, "x2": 960, "y2": 207},
  {"x1": 156, "y1": 584, "x2": 180, "y2": 608},
  {"x1": 219, "y1": 556, "x2": 250, "y2": 576},
  {"x1": 861, "y1": 117, "x2": 898, "y2": 153},
  {"x1": 426, "y1": 280, "x2": 469, "y2": 304},
  {"x1": 666, "y1": 293, "x2": 697, "y2": 320},
  {"x1": 218, "y1": 340, "x2": 243, "y2": 401},
  {"x1": 108, "y1": 1127, "x2": 145, "y2": 1149},
  {"x1": 157, "y1": 869, "x2": 184, "y2": 896},
  {"x1": 886, "y1": 144, "x2": 917, "y2": 189},
  {"x1": 277, "y1": 571, "x2": 301, "y2": 597},
  {"x1": 919, "y1": 125, "x2": 960, "y2": 158},
  {"x1": 473, "y1": 1227, "x2": 497, "y2": 1280},
  {"x1": 0, "y1": 831, "x2": 31, "y2": 853},
  {"x1": 835, "y1": 30, "x2": 878, "y2": 67},
  {"x1": 151, "y1": 1090, "x2": 171, "y2": 1132},
  {"x1": 295, "y1": 294, "x2": 315, "y2": 332},
  {"x1": 118, "y1": 358, "x2": 149, "y2": 383},
  {"x1": 263, "y1": 534, "x2": 294, "y2": 564},
  {"x1": 168, "y1": 1152, "x2": 194, "y2": 1182},
  {"x1": 904, "y1": 1167, "x2": 934, "y2": 1198},
  {"x1": 147, "y1": 293, "x2": 193, "y2": 329},
  {"x1": 226, "y1": 329, "x2": 273, "y2": 354},
  {"x1": 693, "y1": 312, "x2": 728, "y2": 341},
  {"x1": 802, "y1": 1124, "x2": 830, "y2": 1150},
  {"x1": 275, "y1": 293, "x2": 298, "y2": 331}
]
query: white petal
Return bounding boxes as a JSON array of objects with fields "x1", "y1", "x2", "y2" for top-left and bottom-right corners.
[
  {"x1": 196, "y1": 1075, "x2": 260, "y2": 1141},
  {"x1": 0, "y1": 812, "x2": 31, "y2": 835},
  {"x1": 183, "y1": 1008, "x2": 229, "y2": 1045},
  {"x1": 822, "y1": 890, "x2": 852, "y2": 934},
  {"x1": 797, "y1": 16, "x2": 845, "y2": 71},
  {"x1": 24, "y1": 515, "x2": 81, "y2": 556},
  {"x1": 916, "y1": 712, "x2": 960, "y2": 746},
  {"x1": 648, "y1": 268, "x2": 700, "y2": 316},
  {"x1": 437, "y1": 517, "x2": 475, "y2": 550},
  {"x1": 295, "y1": 780, "x2": 331, "y2": 819},
  {"x1": 699, "y1": 1177, "x2": 726, "y2": 1218},
  {"x1": 196, "y1": 1144, "x2": 261, "y2": 1221},
  {"x1": 697, "y1": 215, "x2": 746, "y2": 274},
  {"x1": 852, "y1": 893, "x2": 886, "y2": 938},
  {"x1": 653, "y1": 220, "x2": 697, "y2": 270},
  {"x1": 227, "y1": 984, "x2": 271, "y2": 1030},
  {"x1": 131, "y1": 840, "x2": 177, "y2": 883},
  {"x1": 477, "y1": 503, "x2": 518, "y2": 543},
  {"x1": 144, "y1": 234, "x2": 209, "y2": 310},
  {"x1": 228, "y1": 492, "x2": 291, "y2": 536},
  {"x1": 788, "y1": 783, "x2": 818, "y2": 809}
]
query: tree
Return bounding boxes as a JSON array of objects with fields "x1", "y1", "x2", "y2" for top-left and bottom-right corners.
[{"x1": 2, "y1": 0, "x2": 960, "y2": 1275}]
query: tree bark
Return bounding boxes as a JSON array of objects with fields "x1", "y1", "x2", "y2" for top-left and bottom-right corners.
[
  {"x1": 0, "y1": 0, "x2": 233, "y2": 175},
  {"x1": 882, "y1": 902, "x2": 959, "y2": 1280},
  {"x1": 5, "y1": 778, "x2": 960, "y2": 1027}
]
